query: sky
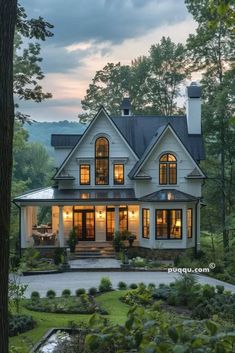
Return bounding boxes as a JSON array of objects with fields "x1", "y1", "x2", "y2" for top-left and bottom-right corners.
[{"x1": 19, "y1": 0, "x2": 197, "y2": 122}]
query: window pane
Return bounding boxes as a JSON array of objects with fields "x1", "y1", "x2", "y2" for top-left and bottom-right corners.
[
  {"x1": 114, "y1": 164, "x2": 124, "y2": 185},
  {"x1": 156, "y1": 210, "x2": 168, "y2": 239},
  {"x1": 119, "y1": 207, "x2": 128, "y2": 232},
  {"x1": 95, "y1": 159, "x2": 109, "y2": 184},
  {"x1": 80, "y1": 165, "x2": 90, "y2": 185},
  {"x1": 168, "y1": 154, "x2": 176, "y2": 161},
  {"x1": 187, "y1": 208, "x2": 192, "y2": 238},
  {"x1": 142, "y1": 208, "x2": 150, "y2": 238},
  {"x1": 106, "y1": 208, "x2": 115, "y2": 240},
  {"x1": 169, "y1": 163, "x2": 177, "y2": 184},
  {"x1": 160, "y1": 154, "x2": 168, "y2": 161},
  {"x1": 170, "y1": 210, "x2": 182, "y2": 239},
  {"x1": 95, "y1": 138, "x2": 109, "y2": 157},
  {"x1": 160, "y1": 163, "x2": 167, "y2": 184}
]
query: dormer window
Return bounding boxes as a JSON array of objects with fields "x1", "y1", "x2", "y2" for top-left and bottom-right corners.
[
  {"x1": 159, "y1": 153, "x2": 177, "y2": 185},
  {"x1": 95, "y1": 137, "x2": 109, "y2": 185}
]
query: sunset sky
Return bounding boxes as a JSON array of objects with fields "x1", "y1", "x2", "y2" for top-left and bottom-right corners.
[{"x1": 19, "y1": 0, "x2": 197, "y2": 122}]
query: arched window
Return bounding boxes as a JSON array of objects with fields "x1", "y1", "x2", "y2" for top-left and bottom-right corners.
[
  {"x1": 159, "y1": 153, "x2": 177, "y2": 185},
  {"x1": 95, "y1": 137, "x2": 109, "y2": 185}
]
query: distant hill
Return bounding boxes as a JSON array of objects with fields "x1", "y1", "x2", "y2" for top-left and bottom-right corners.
[{"x1": 25, "y1": 120, "x2": 87, "y2": 155}]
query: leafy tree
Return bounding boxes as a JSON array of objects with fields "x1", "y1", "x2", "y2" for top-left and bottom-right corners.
[
  {"x1": 80, "y1": 37, "x2": 189, "y2": 122},
  {"x1": 186, "y1": 0, "x2": 235, "y2": 251},
  {"x1": 14, "y1": 4, "x2": 53, "y2": 122}
]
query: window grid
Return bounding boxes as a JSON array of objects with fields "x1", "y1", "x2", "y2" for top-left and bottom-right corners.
[
  {"x1": 95, "y1": 137, "x2": 109, "y2": 185},
  {"x1": 159, "y1": 153, "x2": 177, "y2": 185},
  {"x1": 142, "y1": 208, "x2": 150, "y2": 239},
  {"x1": 187, "y1": 208, "x2": 193, "y2": 238},
  {"x1": 114, "y1": 164, "x2": 124, "y2": 185},
  {"x1": 80, "y1": 164, "x2": 90, "y2": 185},
  {"x1": 156, "y1": 209, "x2": 182, "y2": 239}
]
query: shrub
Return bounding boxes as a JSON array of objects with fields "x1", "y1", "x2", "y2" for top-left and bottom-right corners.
[
  {"x1": 118, "y1": 281, "x2": 127, "y2": 290},
  {"x1": 131, "y1": 257, "x2": 146, "y2": 268},
  {"x1": 88, "y1": 287, "x2": 97, "y2": 296},
  {"x1": 216, "y1": 285, "x2": 224, "y2": 294},
  {"x1": 148, "y1": 283, "x2": 156, "y2": 290},
  {"x1": 30, "y1": 291, "x2": 40, "y2": 301},
  {"x1": 46, "y1": 289, "x2": 56, "y2": 299},
  {"x1": 68, "y1": 228, "x2": 77, "y2": 253},
  {"x1": 9, "y1": 314, "x2": 35, "y2": 336},
  {"x1": 99, "y1": 277, "x2": 112, "y2": 292},
  {"x1": 54, "y1": 248, "x2": 64, "y2": 265},
  {"x1": 202, "y1": 285, "x2": 215, "y2": 299},
  {"x1": 129, "y1": 283, "x2": 138, "y2": 289},
  {"x1": 76, "y1": 288, "x2": 86, "y2": 296},
  {"x1": 62, "y1": 289, "x2": 71, "y2": 297}
]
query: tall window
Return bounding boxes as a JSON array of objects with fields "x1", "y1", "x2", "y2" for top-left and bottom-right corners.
[
  {"x1": 159, "y1": 153, "x2": 177, "y2": 185},
  {"x1": 187, "y1": 208, "x2": 193, "y2": 238},
  {"x1": 119, "y1": 206, "x2": 128, "y2": 232},
  {"x1": 114, "y1": 164, "x2": 124, "y2": 185},
  {"x1": 95, "y1": 137, "x2": 109, "y2": 185},
  {"x1": 80, "y1": 164, "x2": 90, "y2": 185},
  {"x1": 156, "y1": 209, "x2": 182, "y2": 239},
  {"x1": 106, "y1": 206, "x2": 128, "y2": 240},
  {"x1": 142, "y1": 208, "x2": 150, "y2": 239}
]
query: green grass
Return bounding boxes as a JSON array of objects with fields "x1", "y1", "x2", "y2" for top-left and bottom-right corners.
[{"x1": 9, "y1": 291, "x2": 129, "y2": 353}]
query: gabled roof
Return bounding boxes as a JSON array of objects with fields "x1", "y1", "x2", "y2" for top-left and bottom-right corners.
[
  {"x1": 53, "y1": 107, "x2": 139, "y2": 180},
  {"x1": 128, "y1": 124, "x2": 205, "y2": 179},
  {"x1": 186, "y1": 167, "x2": 206, "y2": 179},
  {"x1": 139, "y1": 189, "x2": 199, "y2": 202},
  {"x1": 110, "y1": 115, "x2": 204, "y2": 160}
]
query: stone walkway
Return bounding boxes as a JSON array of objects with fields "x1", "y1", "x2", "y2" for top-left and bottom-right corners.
[
  {"x1": 17, "y1": 271, "x2": 235, "y2": 298},
  {"x1": 69, "y1": 258, "x2": 121, "y2": 269}
]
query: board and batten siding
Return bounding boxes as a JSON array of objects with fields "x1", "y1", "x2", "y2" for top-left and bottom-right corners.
[
  {"x1": 134, "y1": 129, "x2": 202, "y2": 198},
  {"x1": 57, "y1": 112, "x2": 138, "y2": 189}
]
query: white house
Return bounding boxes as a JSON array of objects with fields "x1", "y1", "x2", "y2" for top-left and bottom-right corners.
[{"x1": 14, "y1": 82, "x2": 205, "y2": 259}]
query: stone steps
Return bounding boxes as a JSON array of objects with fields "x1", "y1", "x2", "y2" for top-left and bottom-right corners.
[{"x1": 72, "y1": 242, "x2": 116, "y2": 259}]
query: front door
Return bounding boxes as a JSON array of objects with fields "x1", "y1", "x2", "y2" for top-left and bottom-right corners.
[{"x1": 73, "y1": 208, "x2": 95, "y2": 241}]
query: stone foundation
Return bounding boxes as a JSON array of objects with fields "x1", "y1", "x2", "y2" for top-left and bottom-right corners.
[{"x1": 127, "y1": 247, "x2": 190, "y2": 261}]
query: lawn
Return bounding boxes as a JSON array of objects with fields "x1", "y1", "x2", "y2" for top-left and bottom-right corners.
[{"x1": 9, "y1": 290, "x2": 129, "y2": 353}]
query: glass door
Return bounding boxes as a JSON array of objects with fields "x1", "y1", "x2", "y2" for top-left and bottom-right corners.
[{"x1": 73, "y1": 207, "x2": 95, "y2": 241}]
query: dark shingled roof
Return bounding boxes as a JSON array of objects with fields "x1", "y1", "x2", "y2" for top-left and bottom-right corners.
[
  {"x1": 51, "y1": 134, "x2": 82, "y2": 148},
  {"x1": 110, "y1": 115, "x2": 204, "y2": 160},
  {"x1": 139, "y1": 189, "x2": 199, "y2": 202}
]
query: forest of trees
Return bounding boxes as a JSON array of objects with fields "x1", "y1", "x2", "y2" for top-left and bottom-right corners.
[{"x1": 0, "y1": 1, "x2": 234, "y2": 351}]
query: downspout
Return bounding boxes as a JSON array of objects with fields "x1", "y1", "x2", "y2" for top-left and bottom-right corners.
[
  {"x1": 194, "y1": 199, "x2": 199, "y2": 257},
  {"x1": 12, "y1": 200, "x2": 21, "y2": 258}
]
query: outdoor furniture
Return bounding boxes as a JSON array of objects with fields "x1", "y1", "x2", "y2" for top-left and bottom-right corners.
[{"x1": 32, "y1": 231, "x2": 56, "y2": 246}]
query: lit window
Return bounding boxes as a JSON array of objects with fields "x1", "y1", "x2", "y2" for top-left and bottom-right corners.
[
  {"x1": 95, "y1": 137, "x2": 109, "y2": 185},
  {"x1": 187, "y1": 208, "x2": 193, "y2": 238},
  {"x1": 114, "y1": 164, "x2": 124, "y2": 185},
  {"x1": 80, "y1": 164, "x2": 90, "y2": 185},
  {"x1": 159, "y1": 153, "x2": 177, "y2": 185},
  {"x1": 142, "y1": 208, "x2": 150, "y2": 239},
  {"x1": 156, "y1": 209, "x2": 182, "y2": 239},
  {"x1": 119, "y1": 206, "x2": 128, "y2": 232}
]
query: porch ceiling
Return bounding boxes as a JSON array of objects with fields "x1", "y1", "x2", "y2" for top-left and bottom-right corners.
[{"x1": 13, "y1": 187, "x2": 137, "y2": 203}]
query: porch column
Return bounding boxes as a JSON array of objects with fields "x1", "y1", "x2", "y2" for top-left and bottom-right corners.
[
  {"x1": 58, "y1": 206, "x2": 64, "y2": 247},
  {"x1": 21, "y1": 206, "x2": 27, "y2": 248},
  {"x1": 150, "y1": 206, "x2": 156, "y2": 248},
  {"x1": 114, "y1": 206, "x2": 119, "y2": 232}
]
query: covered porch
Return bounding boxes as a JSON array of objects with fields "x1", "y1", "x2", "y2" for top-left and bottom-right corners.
[{"x1": 14, "y1": 187, "x2": 139, "y2": 249}]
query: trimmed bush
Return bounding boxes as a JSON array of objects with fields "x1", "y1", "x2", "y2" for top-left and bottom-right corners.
[
  {"x1": 76, "y1": 288, "x2": 86, "y2": 296},
  {"x1": 30, "y1": 291, "x2": 40, "y2": 301},
  {"x1": 202, "y1": 285, "x2": 215, "y2": 299},
  {"x1": 148, "y1": 283, "x2": 156, "y2": 290},
  {"x1": 216, "y1": 285, "x2": 224, "y2": 294},
  {"x1": 129, "y1": 283, "x2": 138, "y2": 289},
  {"x1": 118, "y1": 281, "x2": 127, "y2": 290},
  {"x1": 9, "y1": 314, "x2": 35, "y2": 337},
  {"x1": 46, "y1": 289, "x2": 56, "y2": 299},
  {"x1": 62, "y1": 289, "x2": 71, "y2": 297},
  {"x1": 88, "y1": 287, "x2": 97, "y2": 296},
  {"x1": 99, "y1": 277, "x2": 112, "y2": 292}
]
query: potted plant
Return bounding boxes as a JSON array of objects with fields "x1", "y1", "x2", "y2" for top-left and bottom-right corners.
[
  {"x1": 68, "y1": 228, "x2": 77, "y2": 253},
  {"x1": 124, "y1": 231, "x2": 136, "y2": 247},
  {"x1": 112, "y1": 231, "x2": 123, "y2": 252}
]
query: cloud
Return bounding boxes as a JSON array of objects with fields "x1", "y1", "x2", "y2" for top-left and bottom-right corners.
[{"x1": 20, "y1": 0, "x2": 189, "y2": 46}]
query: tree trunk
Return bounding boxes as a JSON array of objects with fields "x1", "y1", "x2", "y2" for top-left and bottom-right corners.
[{"x1": 0, "y1": 1, "x2": 17, "y2": 352}]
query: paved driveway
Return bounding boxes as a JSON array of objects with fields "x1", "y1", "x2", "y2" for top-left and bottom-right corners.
[{"x1": 15, "y1": 271, "x2": 235, "y2": 298}]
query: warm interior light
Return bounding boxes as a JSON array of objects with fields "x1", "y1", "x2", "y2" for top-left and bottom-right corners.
[{"x1": 175, "y1": 220, "x2": 181, "y2": 227}]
